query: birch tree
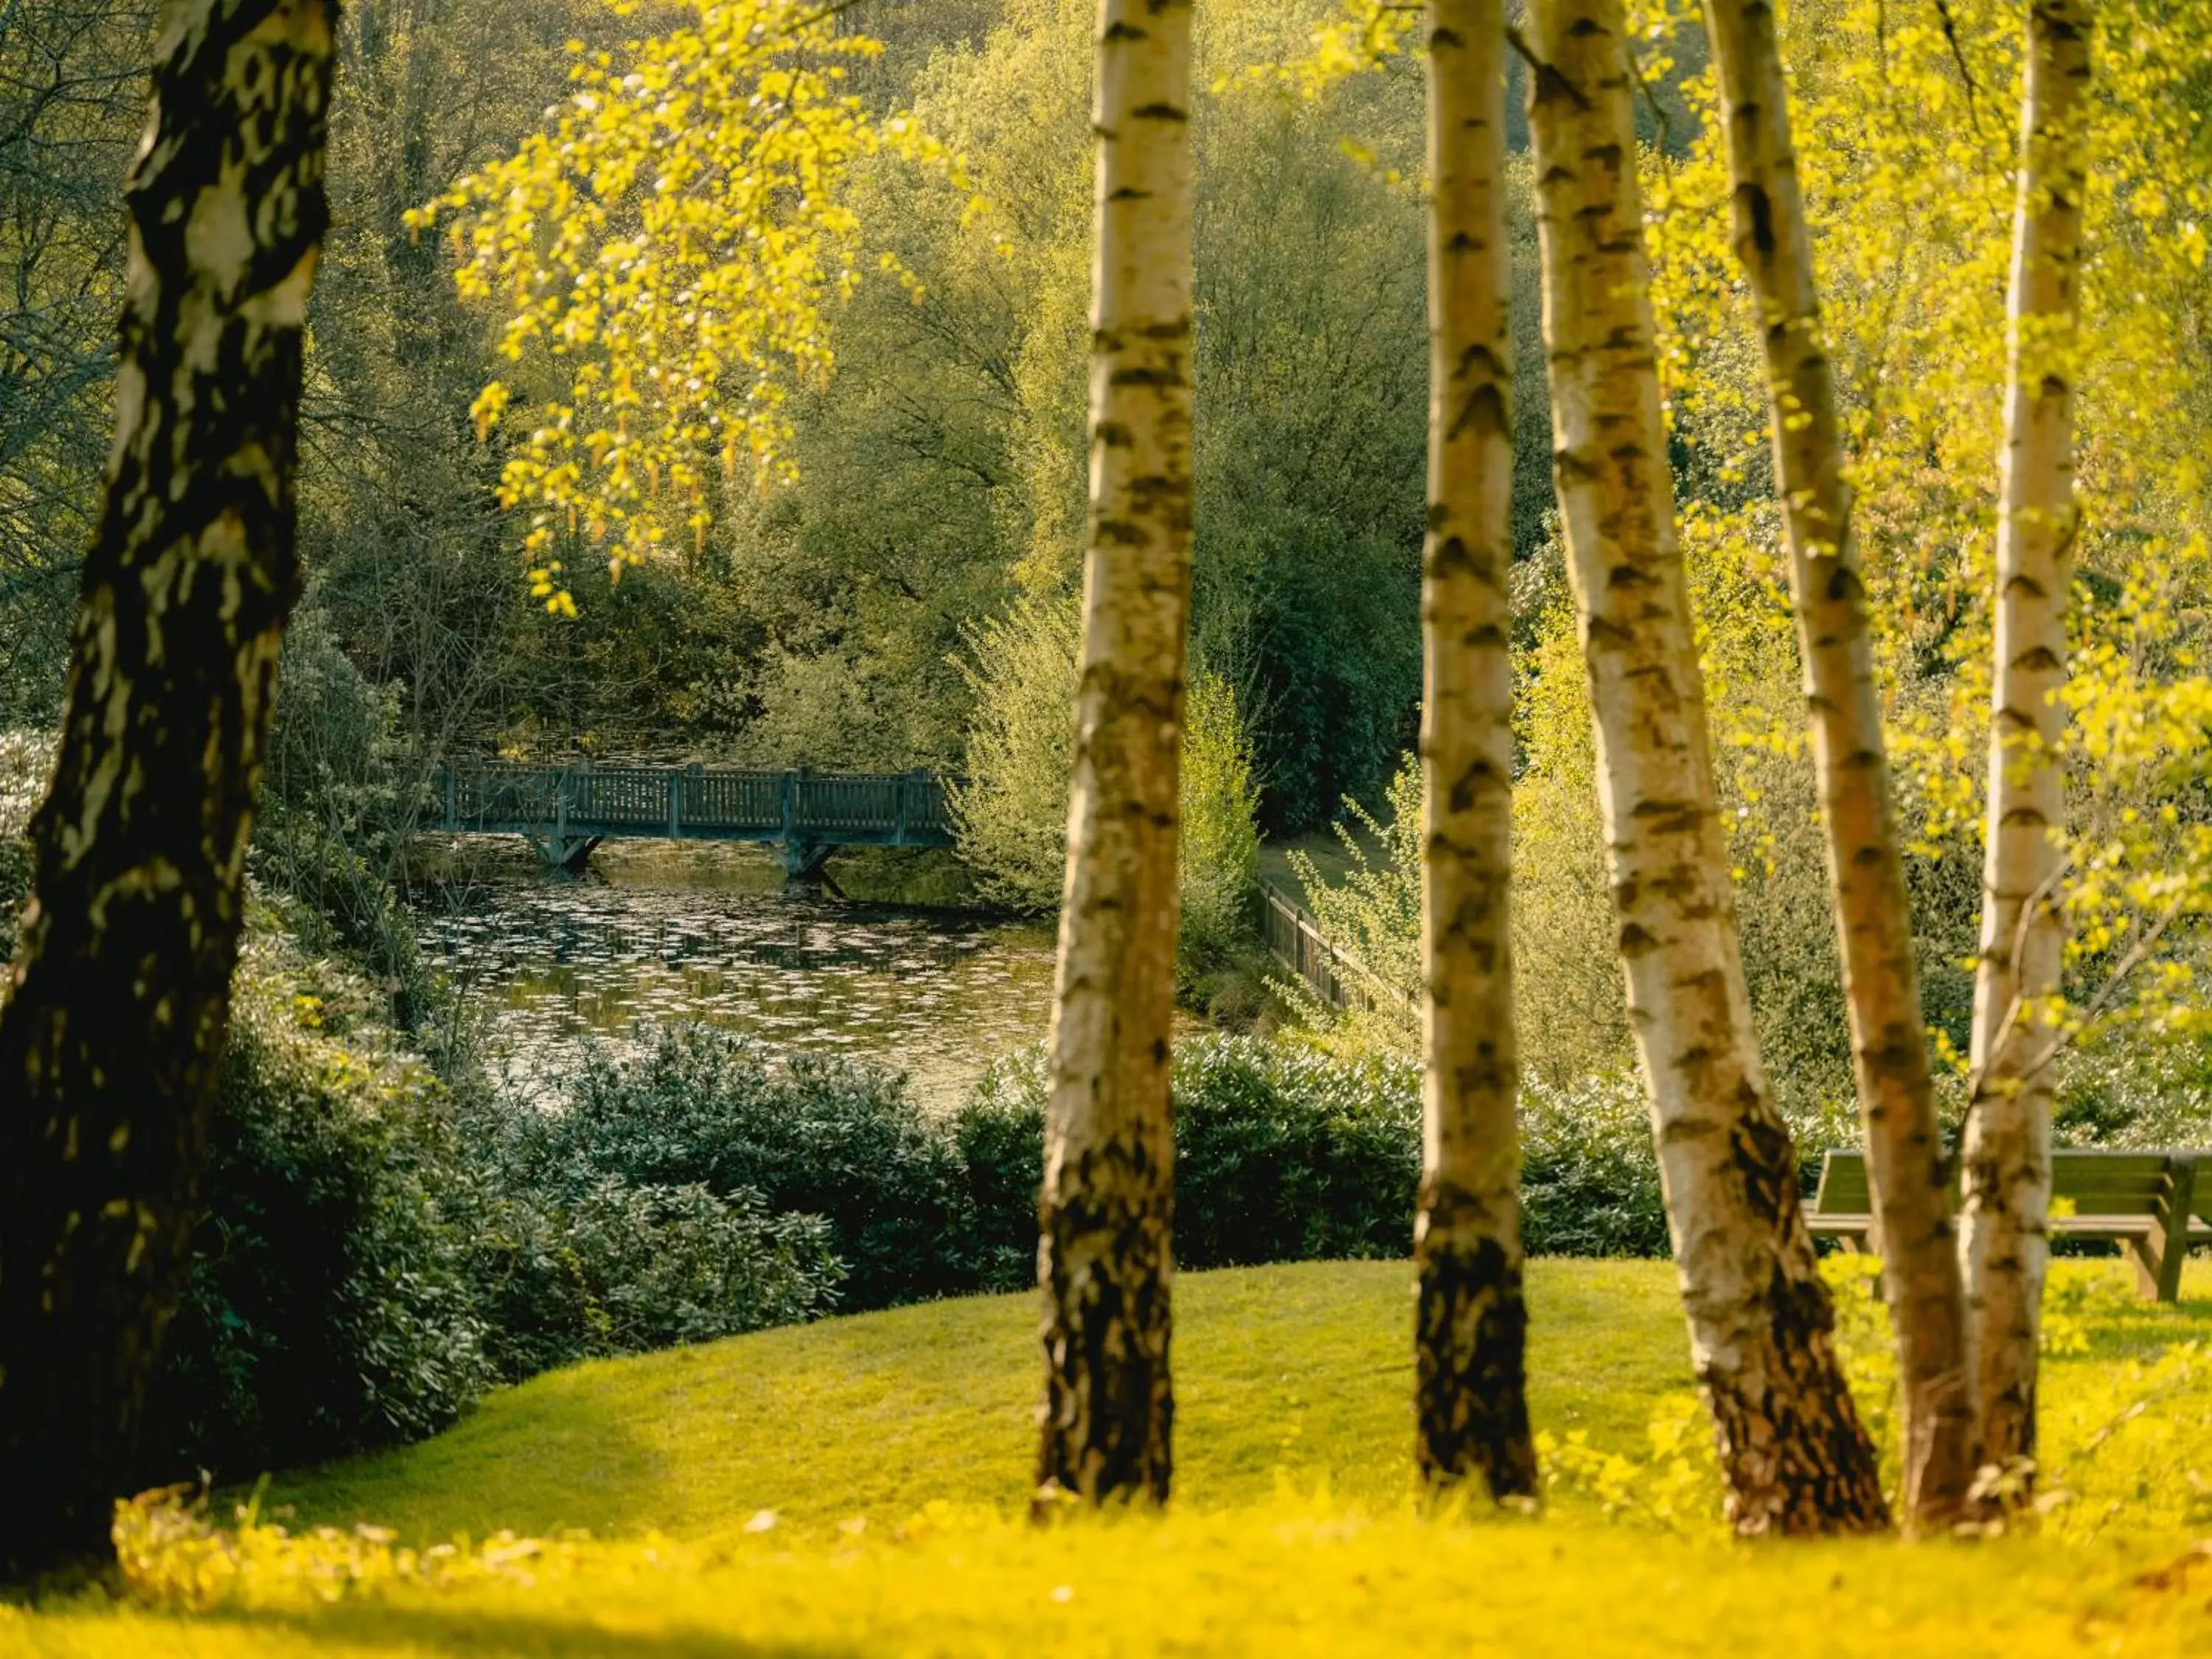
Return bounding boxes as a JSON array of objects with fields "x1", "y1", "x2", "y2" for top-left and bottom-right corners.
[
  {"x1": 0, "y1": 0, "x2": 335, "y2": 1572},
  {"x1": 1413, "y1": 0, "x2": 1536, "y2": 1501},
  {"x1": 1034, "y1": 0, "x2": 1194, "y2": 1506},
  {"x1": 1960, "y1": 0, "x2": 2092, "y2": 1483},
  {"x1": 1521, "y1": 0, "x2": 1885, "y2": 1534},
  {"x1": 1698, "y1": 0, "x2": 1977, "y2": 1528}
]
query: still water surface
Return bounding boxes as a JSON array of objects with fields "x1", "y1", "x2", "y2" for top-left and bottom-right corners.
[{"x1": 414, "y1": 845, "x2": 1059, "y2": 1108}]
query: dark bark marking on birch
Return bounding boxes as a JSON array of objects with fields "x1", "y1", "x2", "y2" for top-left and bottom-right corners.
[{"x1": 0, "y1": 0, "x2": 335, "y2": 1576}]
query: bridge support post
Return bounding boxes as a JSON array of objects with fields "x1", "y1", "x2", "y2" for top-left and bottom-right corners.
[
  {"x1": 529, "y1": 832, "x2": 602, "y2": 874},
  {"x1": 783, "y1": 839, "x2": 834, "y2": 886}
]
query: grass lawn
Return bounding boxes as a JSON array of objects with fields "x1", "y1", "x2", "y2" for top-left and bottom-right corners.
[
  {"x1": 12, "y1": 1257, "x2": 2212, "y2": 1656},
  {"x1": 1258, "y1": 827, "x2": 1382, "y2": 900}
]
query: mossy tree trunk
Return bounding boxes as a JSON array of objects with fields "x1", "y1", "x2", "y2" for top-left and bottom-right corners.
[
  {"x1": 1700, "y1": 0, "x2": 1978, "y2": 1530},
  {"x1": 1413, "y1": 0, "x2": 1537, "y2": 1503},
  {"x1": 1961, "y1": 0, "x2": 2091, "y2": 1485},
  {"x1": 1034, "y1": 0, "x2": 1193, "y2": 1509},
  {"x1": 1522, "y1": 0, "x2": 1888, "y2": 1535},
  {"x1": 0, "y1": 0, "x2": 334, "y2": 1575}
]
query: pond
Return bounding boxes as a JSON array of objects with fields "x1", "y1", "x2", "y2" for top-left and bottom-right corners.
[{"x1": 411, "y1": 841, "x2": 1060, "y2": 1109}]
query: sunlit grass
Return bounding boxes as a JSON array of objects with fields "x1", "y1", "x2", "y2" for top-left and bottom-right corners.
[{"x1": 12, "y1": 1257, "x2": 2211, "y2": 1656}]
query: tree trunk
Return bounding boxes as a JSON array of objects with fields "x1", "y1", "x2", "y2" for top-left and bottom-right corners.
[
  {"x1": 1413, "y1": 0, "x2": 1537, "y2": 1503},
  {"x1": 1034, "y1": 0, "x2": 1193, "y2": 1509},
  {"x1": 0, "y1": 0, "x2": 334, "y2": 1575},
  {"x1": 1699, "y1": 0, "x2": 1978, "y2": 1530},
  {"x1": 1521, "y1": 0, "x2": 1886, "y2": 1536},
  {"x1": 1961, "y1": 0, "x2": 2090, "y2": 1485}
]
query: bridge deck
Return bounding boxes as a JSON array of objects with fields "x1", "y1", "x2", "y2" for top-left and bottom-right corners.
[{"x1": 432, "y1": 765, "x2": 954, "y2": 873}]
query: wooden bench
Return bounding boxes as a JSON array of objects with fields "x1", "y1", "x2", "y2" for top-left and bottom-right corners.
[{"x1": 1807, "y1": 1149, "x2": 2209, "y2": 1301}]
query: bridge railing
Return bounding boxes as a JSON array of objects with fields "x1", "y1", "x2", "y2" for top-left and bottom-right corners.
[
  {"x1": 434, "y1": 763, "x2": 953, "y2": 845},
  {"x1": 683, "y1": 771, "x2": 784, "y2": 831},
  {"x1": 571, "y1": 768, "x2": 675, "y2": 827}
]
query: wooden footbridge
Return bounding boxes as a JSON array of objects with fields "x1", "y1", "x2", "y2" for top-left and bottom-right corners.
[{"x1": 431, "y1": 763, "x2": 954, "y2": 878}]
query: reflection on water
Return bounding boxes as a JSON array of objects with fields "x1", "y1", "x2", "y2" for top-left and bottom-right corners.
[{"x1": 416, "y1": 866, "x2": 1058, "y2": 1110}]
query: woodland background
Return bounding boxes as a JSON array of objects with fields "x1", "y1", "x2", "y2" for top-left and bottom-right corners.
[{"x1": 1, "y1": 0, "x2": 2208, "y2": 1491}]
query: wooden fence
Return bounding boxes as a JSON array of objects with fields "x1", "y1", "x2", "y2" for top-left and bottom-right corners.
[{"x1": 1259, "y1": 881, "x2": 1411, "y2": 1015}]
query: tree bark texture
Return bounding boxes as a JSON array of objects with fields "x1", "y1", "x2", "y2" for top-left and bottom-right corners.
[
  {"x1": 1413, "y1": 0, "x2": 1538, "y2": 1504},
  {"x1": 0, "y1": 0, "x2": 333, "y2": 1574},
  {"x1": 1700, "y1": 0, "x2": 1978, "y2": 1530},
  {"x1": 1035, "y1": 0, "x2": 1192, "y2": 1509},
  {"x1": 1522, "y1": 0, "x2": 1887, "y2": 1536},
  {"x1": 1961, "y1": 0, "x2": 2090, "y2": 1483}
]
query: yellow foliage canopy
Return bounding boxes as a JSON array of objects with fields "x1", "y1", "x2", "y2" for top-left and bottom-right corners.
[{"x1": 407, "y1": 0, "x2": 963, "y2": 609}]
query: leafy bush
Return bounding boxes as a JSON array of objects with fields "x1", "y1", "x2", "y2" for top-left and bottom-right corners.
[
  {"x1": 464, "y1": 1178, "x2": 842, "y2": 1382},
  {"x1": 490, "y1": 1025, "x2": 970, "y2": 1310},
  {"x1": 1518, "y1": 1077, "x2": 1670, "y2": 1258},
  {"x1": 1176, "y1": 669, "x2": 1264, "y2": 991},
  {"x1": 145, "y1": 931, "x2": 493, "y2": 1484},
  {"x1": 1283, "y1": 757, "x2": 1422, "y2": 1051},
  {"x1": 945, "y1": 1066, "x2": 1051, "y2": 1293},
  {"x1": 140, "y1": 917, "x2": 848, "y2": 1479},
  {"x1": 952, "y1": 1037, "x2": 1697, "y2": 1273},
  {"x1": 949, "y1": 594, "x2": 1082, "y2": 912},
  {"x1": 1172, "y1": 1039, "x2": 1421, "y2": 1265},
  {"x1": 950, "y1": 600, "x2": 1266, "y2": 992},
  {"x1": 253, "y1": 605, "x2": 453, "y2": 1043},
  {"x1": 0, "y1": 729, "x2": 52, "y2": 959}
]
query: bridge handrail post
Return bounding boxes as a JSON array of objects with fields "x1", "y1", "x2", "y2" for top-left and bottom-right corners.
[
  {"x1": 668, "y1": 769, "x2": 681, "y2": 839},
  {"x1": 780, "y1": 771, "x2": 796, "y2": 847},
  {"x1": 555, "y1": 766, "x2": 568, "y2": 845}
]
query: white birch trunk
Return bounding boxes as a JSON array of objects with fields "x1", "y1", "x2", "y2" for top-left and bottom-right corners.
[
  {"x1": 1700, "y1": 0, "x2": 1978, "y2": 1529},
  {"x1": 1034, "y1": 0, "x2": 1194, "y2": 1508},
  {"x1": 1413, "y1": 0, "x2": 1538, "y2": 1502},
  {"x1": 1961, "y1": 0, "x2": 2091, "y2": 1484},
  {"x1": 1523, "y1": 0, "x2": 1886, "y2": 1534}
]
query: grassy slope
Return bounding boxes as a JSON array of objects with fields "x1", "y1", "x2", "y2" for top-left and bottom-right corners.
[
  {"x1": 15, "y1": 1258, "x2": 2212, "y2": 1657},
  {"x1": 274, "y1": 1259, "x2": 1683, "y2": 1541}
]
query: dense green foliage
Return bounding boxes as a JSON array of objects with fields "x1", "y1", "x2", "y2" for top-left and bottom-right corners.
[
  {"x1": 459, "y1": 1178, "x2": 841, "y2": 1385},
  {"x1": 113, "y1": 930, "x2": 846, "y2": 1487},
  {"x1": 0, "y1": 0, "x2": 1414, "y2": 830},
  {"x1": 3, "y1": 0, "x2": 2211, "y2": 1558},
  {"x1": 482, "y1": 1026, "x2": 970, "y2": 1311},
  {"x1": 956, "y1": 1036, "x2": 1677, "y2": 1268},
  {"x1": 146, "y1": 933, "x2": 493, "y2": 1481}
]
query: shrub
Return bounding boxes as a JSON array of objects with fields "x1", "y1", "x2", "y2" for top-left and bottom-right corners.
[
  {"x1": 1177, "y1": 669, "x2": 1263, "y2": 984},
  {"x1": 0, "y1": 729, "x2": 52, "y2": 960},
  {"x1": 141, "y1": 919, "x2": 852, "y2": 1479},
  {"x1": 253, "y1": 605, "x2": 453, "y2": 1042},
  {"x1": 1518, "y1": 1076, "x2": 1670, "y2": 1258},
  {"x1": 953, "y1": 1037, "x2": 1691, "y2": 1271},
  {"x1": 465, "y1": 1178, "x2": 841, "y2": 1382},
  {"x1": 1283, "y1": 757, "x2": 1421, "y2": 1052},
  {"x1": 1172, "y1": 1038, "x2": 1421, "y2": 1265},
  {"x1": 492, "y1": 1025, "x2": 970, "y2": 1310},
  {"x1": 953, "y1": 1036, "x2": 1874, "y2": 1271},
  {"x1": 945, "y1": 1062, "x2": 1049, "y2": 1293},
  {"x1": 949, "y1": 594, "x2": 1082, "y2": 912},
  {"x1": 951, "y1": 598, "x2": 1267, "y2": 996},
  {"x1": 145, "y1": 931, "x2": 493, "y2": 1485}
]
